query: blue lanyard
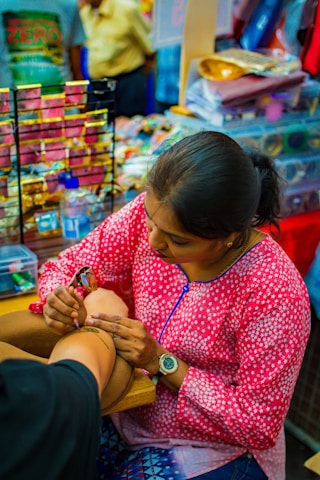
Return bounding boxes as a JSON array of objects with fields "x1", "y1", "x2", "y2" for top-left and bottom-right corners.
[{"x1": 158, "y1": 282, "x2": 189, "y2": 344}]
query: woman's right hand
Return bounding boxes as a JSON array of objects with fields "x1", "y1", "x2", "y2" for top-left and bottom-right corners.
[{"x1": 43, "y1": 285, "x2": 87, "y2": 335}]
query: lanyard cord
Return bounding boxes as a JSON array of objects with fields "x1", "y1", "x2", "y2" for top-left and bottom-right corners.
[{"x1": 158, "y1": 283, "x2": 189, "y2": 344}]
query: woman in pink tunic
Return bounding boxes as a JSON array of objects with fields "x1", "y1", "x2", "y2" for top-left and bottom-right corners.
[{"x1": 41, "y1": 131, "x2": 310, "y2": 480}]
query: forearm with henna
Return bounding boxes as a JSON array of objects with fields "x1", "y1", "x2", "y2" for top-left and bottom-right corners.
[{"x1": 48, "y1": 327, "x2": 116, "y2": 395}]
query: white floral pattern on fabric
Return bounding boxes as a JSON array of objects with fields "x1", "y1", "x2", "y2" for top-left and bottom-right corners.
[{"x1": 39, "y1": 193, "x2": 311, "y2": 480}]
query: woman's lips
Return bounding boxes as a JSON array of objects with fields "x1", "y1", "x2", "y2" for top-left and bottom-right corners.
[{"x1": 154, "y1": 249, "x2": 167, "y2": 259}]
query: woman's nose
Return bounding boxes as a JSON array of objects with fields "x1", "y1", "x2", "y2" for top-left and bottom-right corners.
[{"x1": 148, "y1": 226, "x2": 167, "y2": 250}]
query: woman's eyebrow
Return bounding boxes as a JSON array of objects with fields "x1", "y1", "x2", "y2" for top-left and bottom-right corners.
[{"x1": 144, "y1": 201, "x2": 189, "y2": 240}]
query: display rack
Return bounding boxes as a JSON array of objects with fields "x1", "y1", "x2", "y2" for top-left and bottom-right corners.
[{"x1": 0, "y1": 78, "x2": 116, "y2": 265}]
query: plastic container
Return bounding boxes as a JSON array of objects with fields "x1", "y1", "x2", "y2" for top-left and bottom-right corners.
[
  {"x1": 275, "y1": 152, "x2": 320, "y2": 188},
  {"x1": 0, "y1": 244, "x2": 38, "y2": 298},
  {"x1": 60, "y1": 177, "x2": 91, "y2": 240},
  {"x1": 280, "y1": 180, "x2": 320, "y2": 218}
]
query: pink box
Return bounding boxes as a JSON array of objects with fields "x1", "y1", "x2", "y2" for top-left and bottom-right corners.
[
  {"x1": 90, "y1": 143, "x2": 111, "y2": 163},
  {"x1": 0, "y1": 176, "x2": 8, "y2": 197},
  {"x1": 65, "y1": 81, "x2": 89, "y2": 106},
  {"x1": 41, "y1": 94, "x2": 65, "y2": 119},
  {"x1": 44, "y1": 171, "x2": 61, "y2": 194},
  {"x1": 84, "y1": 120, "x2": 106, "y2": 144},
  {"x1": 0, "y1": 89, "x2": 10, "y2": 114},
  {"x1": 0, "y1": 121, "x2": 14, "y2": 146},
  {"x1": 71, "y1": 165, "x2": 106, "y2": 186},
  {"x1": 68, "y1": 147, "x2": 90, "y2": 167},
  {"x1": 19, "y1": 142, "x2": 42, "y2": 165},
  {"x1": 0, "y1": 146, "x2": 11, "y2": 168},
  {"x1": 42, "y1": 119, "x2": 64, "y2": 139},
  {"x1": 45, "y1": 141, "x2": 66, "y2": 162},
  {"x1": 64, "y1": 115, "x2": 85, "y2": 138},
  {"x1": 16, "y1": 85, "x2": 41, "y2": 111},
  {"x1": 18, "y1": 120, "x2": 42, "y2": 143}
]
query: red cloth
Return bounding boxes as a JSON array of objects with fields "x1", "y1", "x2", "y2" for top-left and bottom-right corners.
[
  {"x1": 261, "y1": 210, "x2": 320, "y2": 277},
  {"x1": 300, "y1": 0, "x2": 320, "y2": 76}
]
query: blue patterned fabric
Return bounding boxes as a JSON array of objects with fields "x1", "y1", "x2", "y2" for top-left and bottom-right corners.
[
  {"x1": 96, "y1": 417, "x2": 184, "y2": 480},
  {"x1": 96, "y1": 418, "x2": 267, "y2": 480}
]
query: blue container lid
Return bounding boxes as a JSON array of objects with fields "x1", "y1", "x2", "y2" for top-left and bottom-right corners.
[
  {"x1": 0, "y1": 244, "x2": 38, "y2": 274},
  {"x1": 65, "y1": 177, "x2": 80, "y2": 189}
]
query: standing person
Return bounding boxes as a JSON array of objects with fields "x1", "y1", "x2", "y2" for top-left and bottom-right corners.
[
  {"x1": 79, "y1": 0, "x2": 154, "y2": 117},
  {"x1": 2, "y1": 131, "x2": 311, "y2": 479},
  {"x1": 0, "y1": 0, "x2": 85, "y2": 88}
]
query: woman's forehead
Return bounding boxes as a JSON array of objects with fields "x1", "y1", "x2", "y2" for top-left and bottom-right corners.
[{"x1": 144, "y1": 192, "x2": 193, "y2": 237}]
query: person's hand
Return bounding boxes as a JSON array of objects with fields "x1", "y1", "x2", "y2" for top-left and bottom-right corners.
[
  {"x1": 43, "y1": 285, "x2": 87, "y2": 335},
  {"x1": 85, "y1": 313, "x2": 162, "y2": 374}
]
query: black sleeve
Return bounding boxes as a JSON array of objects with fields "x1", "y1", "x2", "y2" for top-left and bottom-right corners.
[{"x1": 0, "y1": 359, "x2": 101, "y2": 480}]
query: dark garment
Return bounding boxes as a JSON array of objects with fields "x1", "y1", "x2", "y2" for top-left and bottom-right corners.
[
  {"x1": 155, "y1": 100, "x2": 174, "y2": 114},
  {"x1": 89, "y1": 66, "x2": 148, "y2": 118},
  {"x1": 191, "y1": 453, "x2": 268, "y2": 479},
  {"x1": 0, "y1": 359, "x2": 101, "y2": 480}
]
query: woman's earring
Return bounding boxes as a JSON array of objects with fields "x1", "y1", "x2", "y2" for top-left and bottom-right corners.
[{"x1": 226, "y1": 241, "x2": 233, "y2": 248}]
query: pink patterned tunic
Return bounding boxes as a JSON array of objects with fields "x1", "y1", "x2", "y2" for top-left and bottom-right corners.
[{"x1": 39, "y1": 193, "x2": 311, "y2": 480}]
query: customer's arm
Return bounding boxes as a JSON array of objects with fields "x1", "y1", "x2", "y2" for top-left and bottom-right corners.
[
  {"x1": 70, "y1": 45, "x2": 84, "y2": 80},
  {"x1": 48, "y1": 326, "x2": 116, "y2": 395}
]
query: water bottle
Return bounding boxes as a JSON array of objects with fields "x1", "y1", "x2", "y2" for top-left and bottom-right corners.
[{"x1": 60, "y1": 177, "x2": 91, "y2": 240}]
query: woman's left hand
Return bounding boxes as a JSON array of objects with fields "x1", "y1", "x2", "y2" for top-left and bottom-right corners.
[{"x1": 85, "y1": 313, "x2": 162, "y2": 374}]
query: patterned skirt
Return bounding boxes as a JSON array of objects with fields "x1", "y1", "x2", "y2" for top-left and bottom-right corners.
[{"x1": 96, "y1": 416, "x2": 185, "y2": 480}]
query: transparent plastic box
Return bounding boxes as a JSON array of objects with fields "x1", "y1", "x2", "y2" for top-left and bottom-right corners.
[
  {"x1": 275, "y1": 152, "x2": 320, "y2": 188},
  {"x1": 0, "y1": 244, "x2": 38, "y2": 299},
  {"x1": 280, "y1": 180, "x2": 320, "y2": 218}
]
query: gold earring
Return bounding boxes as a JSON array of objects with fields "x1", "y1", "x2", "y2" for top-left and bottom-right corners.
[{"x1": 226, "y1": 241, "x2": 233, "y2": 248}]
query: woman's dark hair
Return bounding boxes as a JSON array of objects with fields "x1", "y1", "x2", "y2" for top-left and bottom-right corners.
[{"x1": 146, "y1": 131, "x2": 280, "y2": 242}]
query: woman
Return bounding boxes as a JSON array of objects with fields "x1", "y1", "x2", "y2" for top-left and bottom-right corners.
[{"x1": 39, "y1": 131, "x2": 310, "y2": 479}]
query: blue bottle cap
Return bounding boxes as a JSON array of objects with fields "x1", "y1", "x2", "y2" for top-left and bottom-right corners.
[
  {"x1": 58, "y1": 172, "x2": 66, "y2": 185},
  {"x1": 65, "y1": 177, "x2": 80, "y2": 189}
]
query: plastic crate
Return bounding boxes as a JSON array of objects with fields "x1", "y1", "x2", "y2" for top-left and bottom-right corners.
[{"x1": 0, "y1": 244, "x2": 38, "y2": 299}]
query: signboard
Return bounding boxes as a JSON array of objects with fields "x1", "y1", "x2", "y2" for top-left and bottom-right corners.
[{"x1": 153, "y1": 0, "x2": 234, "y2": 49}]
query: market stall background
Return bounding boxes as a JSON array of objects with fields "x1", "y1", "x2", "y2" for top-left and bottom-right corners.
[{"x1": 0, "y1": 1, "x2": 320, "y2": 473}]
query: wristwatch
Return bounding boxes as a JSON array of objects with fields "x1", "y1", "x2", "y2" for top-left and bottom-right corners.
[
  {"x1": 159, "y1": 353, "x2": 179, "y2": 375},
  {"x1": 152, "y1": 353, "x2": 179, "y2": 385}
]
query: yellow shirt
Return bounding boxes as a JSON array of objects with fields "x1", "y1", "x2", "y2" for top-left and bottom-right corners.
[{"x1": 80, "y1": 0, "x2": 153, "y2": 78}]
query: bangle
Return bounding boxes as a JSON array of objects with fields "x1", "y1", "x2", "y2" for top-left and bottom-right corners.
[{"x1": 151, "y1": 372, "x2": 164, "y2": 385}]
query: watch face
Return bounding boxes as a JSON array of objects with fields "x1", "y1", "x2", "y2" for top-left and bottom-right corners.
[{"x1": 159, "y1": 353, "x2": 178, "y2": 374}]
